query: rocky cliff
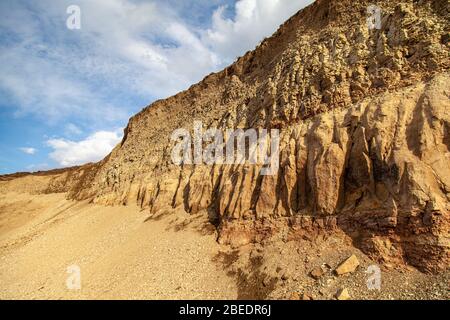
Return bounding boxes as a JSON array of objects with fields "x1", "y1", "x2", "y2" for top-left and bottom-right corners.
[{"x1": 18, "y1": 0, "x2": 450, "y2": 272}]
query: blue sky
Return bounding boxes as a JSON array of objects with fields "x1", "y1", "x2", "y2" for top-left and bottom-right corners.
[{"x1": 0, "y1": 0, "x2": 312, "y2": 174}]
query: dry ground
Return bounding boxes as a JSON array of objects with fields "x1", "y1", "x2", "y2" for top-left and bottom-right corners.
[
  {"x1": 0, "y1": 191, "x2": 448, "y2": 300},
  {"x1": 0, "y1": 192, "x2": 237, "y2": 299}
]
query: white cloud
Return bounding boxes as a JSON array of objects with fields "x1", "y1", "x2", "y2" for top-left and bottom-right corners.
[
  {"x1": 0, "y1": 40, "x2": 130, "y2": 124},
  {"x1": 19, "y1": 147, "x2": 37, "y2": 155},
  {"x1": 0, "y1": 0, "x2": 313, "y2": 123},
  {"x1": 47, "y1": 130, "x2": 123, "y2": 167},
  {"x1": 203, "y1": 0, "x2": 314, "y2": 62},
  {"x1": 2, "y1": 0, "x2": 315, "y2": 169}
]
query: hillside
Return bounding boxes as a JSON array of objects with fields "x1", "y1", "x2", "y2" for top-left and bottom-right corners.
[{"x1": 0, "y1": 0, "x2": 449, "y2": 299}]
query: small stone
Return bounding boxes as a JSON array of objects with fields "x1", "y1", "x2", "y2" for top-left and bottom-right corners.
[
  {"x1": 336, "y1": 288, "x2": 351, "y2": 300},
  {"x1": 335, "y1": 254, "x2": 360, "y2": 275},
  {"x1": 289, "y1": 292, "x2": 300, "y2": 300},
  {"x1": 301, "y1": 293, "x2": 313, "y2": 300},
  {"x1": 310, "y1": 266, "x2": 325, "y2": 280}
]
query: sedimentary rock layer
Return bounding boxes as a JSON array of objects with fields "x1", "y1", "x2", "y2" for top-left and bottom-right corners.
[{"x1": 6, "y1": 0, "x2": 448, "y2": 272}]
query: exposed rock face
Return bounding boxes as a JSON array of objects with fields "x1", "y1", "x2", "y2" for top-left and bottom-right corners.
[{"x1": 19, "y1": 0, "x2": 450, "y2": 272}]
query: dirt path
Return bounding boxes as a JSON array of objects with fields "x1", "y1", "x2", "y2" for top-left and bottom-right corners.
[{"x1": 0, "y1": 192, "x2": 237, "y2": 299}]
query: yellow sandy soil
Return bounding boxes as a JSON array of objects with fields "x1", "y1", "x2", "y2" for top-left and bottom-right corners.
[{"x1": 0, "y1": 192, "x2": 237, "y2": 299}]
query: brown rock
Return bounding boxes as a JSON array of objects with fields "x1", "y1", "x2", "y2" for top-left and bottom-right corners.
[
  {"x1": 289, "y1": 292, "x2": 300, "y2": 300},
  {"x1": 312, "y1": 143, "x2": 345, "y2": 215},
  {"x1": 310, "y1": 266, "x2": 325, "y2": 280},
  {"x1": 335, "y1": 288, "x2": 351, "y2": 300},
  {"x1": 301, "y1": 293, "x2": 313, "y2": 301},
  {"x1": 335, "y1": 255, "x2": 360, "y2": 275}
]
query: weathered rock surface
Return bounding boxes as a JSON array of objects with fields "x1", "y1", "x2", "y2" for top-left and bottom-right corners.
[
  {"x1": 310, "y1": 266, "x2": 326, "y2": 280},
  {"x1": 336, "y1": 288, "x2": 351, "y2": 300},
  {"x1": 2, "y1": 0, "x2": 449, "y2": 273},
  {"x1": 335, "y1": 255, "x2": 360, "y2": 275}
]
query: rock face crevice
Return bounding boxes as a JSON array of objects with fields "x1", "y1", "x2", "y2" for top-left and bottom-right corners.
[{"x1": 41, "y1": 0, "x2": 449, "y2": 272}]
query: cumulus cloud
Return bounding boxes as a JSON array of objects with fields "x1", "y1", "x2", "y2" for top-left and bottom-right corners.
[
  {"x1": 204, "y1": 0, "x2": 314, "y2": 62},
  {"x1": 19, "y1": 147, "x2": 37, "y2": 155},
  {"x1": 47, "y1": 130, "x2": 123, "y2": 167}
]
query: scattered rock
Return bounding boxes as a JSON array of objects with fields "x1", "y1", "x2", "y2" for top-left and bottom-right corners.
[
  {"x1": 289, "y1": 292, "x2": 300, "y2": 300},
  {"x1": 335, "y1": 255, "x2": 360, "y2": 275},
  {"x1": 301, "y1": 293, "x2": 313, "y2": 300},
  {"x1": 336, "y1": 288, "x2": 351, "y2": 300},
  {"x1": 310, "y1": 266, "x2": 325, "y2": 280}
]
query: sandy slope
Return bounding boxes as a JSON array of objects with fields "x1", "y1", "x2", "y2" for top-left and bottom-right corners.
[
  {"x1": 1, "y1": 191, "x2": 448, "y2": 300},
  {"x1": 0, "y1": 192, "x2": 237, "y2": 299}
]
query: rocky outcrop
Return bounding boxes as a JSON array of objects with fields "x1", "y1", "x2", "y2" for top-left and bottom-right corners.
[
  {"x1": 216, "y1": 73, "x2": 450, "y2": 272},
  {"x1": 4, "y1": 0, "x2": 448, "y2": 273}
]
